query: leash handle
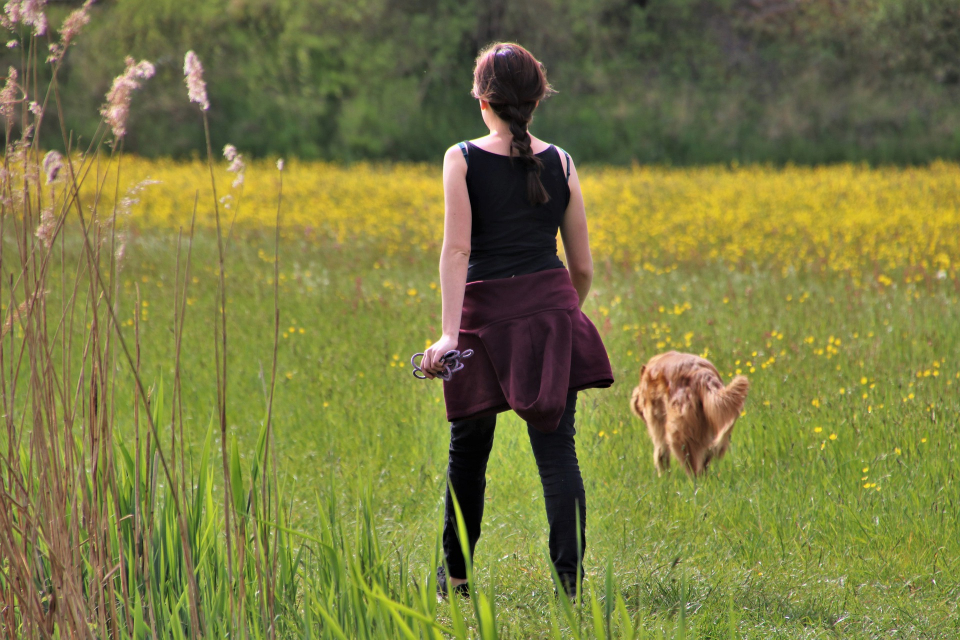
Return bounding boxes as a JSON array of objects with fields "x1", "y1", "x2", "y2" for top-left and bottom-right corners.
[{"x1": 410, "y1": 349, "x2": 474, "y2": 381}]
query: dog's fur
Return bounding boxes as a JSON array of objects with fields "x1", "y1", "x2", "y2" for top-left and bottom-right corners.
[{"x1": 630, "y1": 351, "x2": 749, "y2": 477}]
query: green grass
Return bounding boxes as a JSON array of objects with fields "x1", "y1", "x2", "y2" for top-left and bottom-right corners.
[{"x1": 75, "y1": 230, "x2": 959, "y2": 638}]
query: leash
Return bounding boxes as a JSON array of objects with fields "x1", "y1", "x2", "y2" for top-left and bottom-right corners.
[{"x1": 410, "y1": 349, "x2": 473, "y2": 381}]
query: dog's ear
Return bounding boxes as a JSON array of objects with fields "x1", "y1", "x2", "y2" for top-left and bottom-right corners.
[{"x1": 629, "y1": 385, "x2": 645, "y2": 420}]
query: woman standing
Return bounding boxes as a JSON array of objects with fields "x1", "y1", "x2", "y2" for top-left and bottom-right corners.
[{"x1": 418, "y1": 42, "x2": 613, "y2": 599}]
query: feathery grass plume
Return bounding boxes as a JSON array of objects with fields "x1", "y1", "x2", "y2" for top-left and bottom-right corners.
[
  {"x1": 100, "y1": 56, "x2": 155, "y2": 138},
  {"x1": 42, "y1": 149, "x2": 62, "y2": 182},
  {"x1": 1, "y1": 288, "x2": 48, "y2": 337},
  {"x1": 183, "y1": 50, "x2": 209, "y2": 111},
  {"x1": 4, "y1": 0, "x2": 47, "y2": 35},
  {"x1": 223, "y1": 143, "x2": 244, "y2": 188},
  {"x1": 47, "y1": 0, "x2": 92, "y2": 63},
  {"x1": 110, "y1": 177, "x2": 159, "y2": 262},
  {"x1": 34, "y1": 206, "x2": 54, "y2": 247},
  {"x1": 0, "y1": 66, "x2": 18, "y2": 122},
  {"x1": 118, "y1": 177, "x2": 160, "y2": 216}
]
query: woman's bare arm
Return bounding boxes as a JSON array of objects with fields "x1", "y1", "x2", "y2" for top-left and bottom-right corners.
[
  {"x1": 421, "y1": 145, "x2": 472, "y2": 377},
  {"x1": 558, "y1": 154, "x2": 593, "y2": 307}
]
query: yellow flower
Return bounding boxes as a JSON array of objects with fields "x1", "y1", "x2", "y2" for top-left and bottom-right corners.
[
  {"x1": 407, "y1": 288, "x2": 418, "y2": 296},
  {"x1": 814, "y1": 427, "x2": 822, "y2": 433},
  {"x1": 829, "y1": 433, "x2": 837, "y2": 440}
]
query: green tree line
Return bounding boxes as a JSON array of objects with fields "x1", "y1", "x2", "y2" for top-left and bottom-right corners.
[{"x1": 9, "y1": 0, "x2": 960, "y2": 164}]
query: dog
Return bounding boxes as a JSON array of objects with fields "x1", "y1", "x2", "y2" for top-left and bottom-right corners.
[{"x1": 630, "y1": 351, "x2": 749, "y2": 477}]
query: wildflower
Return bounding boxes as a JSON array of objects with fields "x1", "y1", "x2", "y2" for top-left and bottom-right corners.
[
  {"x1": 34, "y1": 207, "x2": 55, "y2": 247},
  {"x1": 1, "y1": 67, "x2": 19, "y2": 122},
  {"x1": 183, "y1": 50, "x2": 209, "y2": 111},
  {"x1": 101, "y1": 57, "x2": 156, "y2": 138},
  {"x1": 276, "y1": 158, "x2": 284, "y2": 171},
  {"x1": 813, "y1": 427, "x2": 822, "y2": 433},
  {"x1": 27, "y1": 100, "x2": 39, "y2": 116},
  {"x1": 5, "y1": 40, "x2": 16, "y2": 48},
  {"x1": 223, "y1": 144, "x2": 245, "y2": 189},
  {"x1": 829, "y1": 433, "x2": 837, "y2": 440},
  {"x1": 47, "y1": 0, "x2": 92, "y2": 63},
  {"x1": 41, "y1": 149, "x2": 62, "y2": 183}
]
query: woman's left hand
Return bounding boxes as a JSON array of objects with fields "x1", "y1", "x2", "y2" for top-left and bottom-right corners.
[{"x1": 420, "y1": 334, "x2": 459, "y2": 379}]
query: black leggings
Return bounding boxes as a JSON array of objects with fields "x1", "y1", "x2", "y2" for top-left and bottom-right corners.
[{"x1": 443, "y1": 390, "x2": 586, "y2": 582}]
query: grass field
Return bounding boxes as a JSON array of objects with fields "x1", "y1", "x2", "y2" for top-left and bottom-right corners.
[
  {"x1": 5, "y1": 158, "x2": 960, "y2": 638},
  {"x1": 82, "y1": 160, "x2": 960, "y2": 635}
]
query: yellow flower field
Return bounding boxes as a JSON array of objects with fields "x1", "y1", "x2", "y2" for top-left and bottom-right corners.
[{"x1": 105, "y1": 158, "x2": 960, "y2": 280}]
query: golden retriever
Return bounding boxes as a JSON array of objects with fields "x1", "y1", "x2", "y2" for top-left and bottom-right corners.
[{"x1": 630, "y1": 351, "x2": 749, "y2": 477}]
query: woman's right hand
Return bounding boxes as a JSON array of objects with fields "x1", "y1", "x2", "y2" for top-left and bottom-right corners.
[{"x1": 419, "y1": 334, "x2": 459, "y2": 379}]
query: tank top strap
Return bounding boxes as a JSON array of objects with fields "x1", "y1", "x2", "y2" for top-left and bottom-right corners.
[
  {"x1": 554, "y1": 146, "x2": 571, "y2": 182},
  {"x1": 457, "y1": 141, "x2": 469, "y2": 166}
]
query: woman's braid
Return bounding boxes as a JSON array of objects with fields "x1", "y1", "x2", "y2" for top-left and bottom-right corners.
[{"x1": 496, "y1": 102, "x2": 549, "y2": 206}]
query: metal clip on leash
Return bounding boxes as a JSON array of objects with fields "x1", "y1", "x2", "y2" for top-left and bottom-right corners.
[{"x1": 411, "y1": 349, "x2": 474, "y2": 381}]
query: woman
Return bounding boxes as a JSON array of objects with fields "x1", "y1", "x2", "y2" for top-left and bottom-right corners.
[{"x1": 419, "y1": 42, "x2": 613, "y2": 598}]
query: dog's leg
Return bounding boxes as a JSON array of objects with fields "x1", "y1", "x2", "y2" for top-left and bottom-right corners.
[{"x1": 653, "y1": 444, "x2": 670, "y2": 476}]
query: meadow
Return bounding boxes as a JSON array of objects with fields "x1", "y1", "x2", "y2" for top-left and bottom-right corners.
[{"x1": 12, "y1": 158, "x2": 956, "y2": 638}]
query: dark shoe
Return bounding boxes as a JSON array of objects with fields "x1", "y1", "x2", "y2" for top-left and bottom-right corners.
[
  {"x1": 437, "y1": 566, "x2": 470, "y2": 599},
  {"x1": 555, "y1": 573, "x2": 579, "y2": 600}
]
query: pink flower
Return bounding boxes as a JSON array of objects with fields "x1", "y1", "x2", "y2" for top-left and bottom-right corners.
[
  {"x1": 276, "y1": 159, "x2": 284, "y2": 171},
  {"x1": 0, "y1": 67, "x2": 18, "y2": 122},
  {"x1": 35, "y1": 207, "x2": 55, "y2": 248},
  {"x1": 183, "y1": 51, "x2": 208, "y2": 111},
  {"x1": 100, "y1": 57, "x2": 155, "y2": 138},
  {"x1": 223, "y1": 143, "x2": 244, "y2": 189},
  {"x1": 5, "y1": 0, "x2": 47, "y2": 36},
  {"x1": 47, "y1": 0, "x2": 92, "y2": 63},
  {"x1": 42, "y1": 150, "x2": 62, "y2": 183}
]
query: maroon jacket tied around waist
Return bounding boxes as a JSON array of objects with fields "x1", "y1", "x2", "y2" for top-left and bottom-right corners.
[{"x1": 443, "y1": 268, "x2": 614, "y2": 432}]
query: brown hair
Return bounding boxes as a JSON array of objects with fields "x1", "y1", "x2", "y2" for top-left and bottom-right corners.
[{"x1": 471, "y1": 42, "x2": 556, "y2": 206}]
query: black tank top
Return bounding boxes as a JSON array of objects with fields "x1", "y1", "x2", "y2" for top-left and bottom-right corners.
[{"x1": 461, "y1": 141, "x2": 571, "y2": 282}]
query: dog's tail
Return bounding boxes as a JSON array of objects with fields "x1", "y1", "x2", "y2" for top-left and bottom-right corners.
[{"x1": 703, "y1": 375, "x2": 749, "y2": 443}]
